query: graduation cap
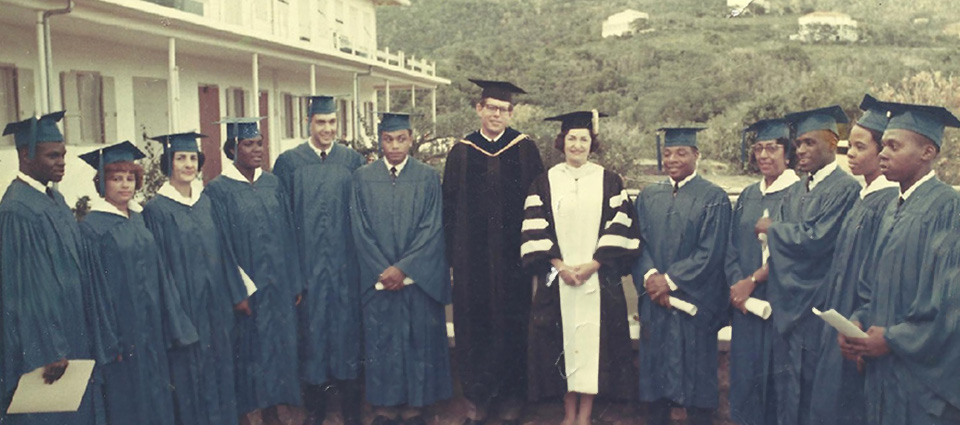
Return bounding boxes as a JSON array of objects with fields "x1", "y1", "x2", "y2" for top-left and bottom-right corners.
[
  {"x1": 377, "y1": 112, "x2": 413, "y2": 133},
  {"x1": 875, "y1": 101, "x2": 960, "y2": 148},
  {"x1": 856, "y1": 94, "x2": 890, "y2": 134},
  {"x1": 741, "y1": 119, "x2": 791, "y2": 167},
  {"x1": 304, "y1": 95, "x2": 337, "y2": 116},
  {"x1": 215, "y1": 117, "x2": 264, "y2": 141},
  {"x1": 544, "y1": 110, "x2": 608, "y2": 135},
  {"x1": 784, "y1": 105, "x2": 849, "y2": 137},
  {"x1": 655, "y1": 127, "x2": 706, "y2": 171},
  {"x1": 148, "y1": 132, "x2": 207, "y2": 174},
  {"x1": 2, "y1": 111, "x2": 66, "y2": 159},
  {"x1": 79, "y1": 141, "x2": 145, "y2": 195},
  {"x1": 469, "y1": 79, "x2": 526, "y2": 103}
]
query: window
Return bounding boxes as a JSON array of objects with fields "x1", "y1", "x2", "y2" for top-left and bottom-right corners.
[
  {"x1": 282, "y1": 93, "x2": 296, "y2": 139},
  {"x1": 60, "y1": 70, "x2": 115, "y2": 144},
  {"x1": 0, "y1": 66, "x2": 19, "y2": 143},
  {"x1": 1, "y1": 66, "x2": 36, "y2": 146},
  {"x1": 338, "y1": 99, "x2": 350, "y2": 140},
  {"x1": 226, "y1": 88, "x2": 245, "y2": 117},
  {"x1": 299, "y1": 96, "x2": 311, "y2": 138}
]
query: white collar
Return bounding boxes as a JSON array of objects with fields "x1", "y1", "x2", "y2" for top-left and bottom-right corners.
[
  {"x1": 860, "y1": 175, "x2": 898, "y2": 200},
  {"x1": 90, "y1": 197, "x2": 142, "y2": 218},
  {"x1": 309, "y1": 140, "x2": 335, "y2": 158},
  {"x1": 760, "y1": 169, "x2": 799, "y2": 195},
  {"x1": 157, "y1": 180, "x2": 204, "y2": 207},
  {"x1": 807, "y1": 160, "x2": 838, "y2": 191},
  {"x1": 900, "y1": 170, "x2": 937, "y2": 201},
  {"x1": 560, "y1": 161, "x2": 602, "y2": 179},
  {"x1": 479, "y1": 129, "x2": 505, "y2": 143},
  {"x1": 17, "y1": 171, "x2": 49, "y2": 194},
  {"x1": 221, "y1": 162, "x2": 262, "y2": 184},
  {"x1": 671, "y1": 171, "x2": 698, "y2": 189},
  {"x1": 384, "y1": 155, "x2": 410, "y2": 176}
]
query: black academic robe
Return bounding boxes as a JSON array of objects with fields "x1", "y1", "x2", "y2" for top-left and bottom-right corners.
[
  {"x1": 766, "y1": 167, "x2": 860, "y2": 425},
  {"x1": 631, "y1": 175, "x2": 732, "y2": 409},
  {"x1": 521, "y1": 165, "x2": 639, "y2": 402},
  {"x1": 0, "y1": 180, "x2": 107, "y2": 425},
  {"x1": 442, "y1": 127, "x2": 544, "y2": 405},
  {"x1": 808, "y1": 184, "x2": 898, "y2": 425},
  {"x1": 851, "y1": 177, "x2": 960, "y2": 425}
]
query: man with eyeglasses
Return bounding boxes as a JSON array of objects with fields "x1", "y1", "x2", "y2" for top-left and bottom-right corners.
[{"x1": 442, "y1": 79, "x2": 544, "y2": 425}]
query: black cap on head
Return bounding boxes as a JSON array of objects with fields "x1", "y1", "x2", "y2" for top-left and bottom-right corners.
[
  {"x1": 469, "y1": 79, "x2": 526, "y2": 103},
  {"x1": 544, "y1": 110, "x2": 607, "y2": 134}
]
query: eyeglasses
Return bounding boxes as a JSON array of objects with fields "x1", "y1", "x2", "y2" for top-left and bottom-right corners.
[
  {"x1": 482, "y1": 103, "x2": 512, "y2": 114},
  {"x1": 751, "y1": 144, "x2": 783, "y2": 155}
]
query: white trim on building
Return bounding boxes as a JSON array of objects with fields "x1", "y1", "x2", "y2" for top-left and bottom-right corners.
[{"x1": 0, "y1": 0, "x2": 448, "y2": 205}]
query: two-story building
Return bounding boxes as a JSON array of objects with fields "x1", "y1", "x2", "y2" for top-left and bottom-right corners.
[{"x1": 0, "y1": 0, "x2": 448, "y2": 203}]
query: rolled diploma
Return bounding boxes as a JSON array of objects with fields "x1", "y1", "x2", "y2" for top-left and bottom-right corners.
[
  {"x1": 670, "y1": 297, "x2": 698, "y2": 316},
  {"x1": 745, "y1": 297, "x2": 772, "y2": 320}
]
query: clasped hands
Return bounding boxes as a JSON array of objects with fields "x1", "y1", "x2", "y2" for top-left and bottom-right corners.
[
  {"x1": 378, "y1": 265, "x2": 408, "y2": 291},
  {"x1": 838, "y1": 321, "x2": 890, "y2": 372},
  {"x1": 644, "y1": 272, "x2": 672, "y2": 309},
  {"x1": 554, "y1": 260, "x2": 600, "y2": 287}
]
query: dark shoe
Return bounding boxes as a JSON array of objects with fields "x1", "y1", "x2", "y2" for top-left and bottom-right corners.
[
  {"x1": 403, "y1": 416, "x2": 427, "y2": 425},
  {"x1": 372, "y1": 415, "x2": 398, "y2": 425}
]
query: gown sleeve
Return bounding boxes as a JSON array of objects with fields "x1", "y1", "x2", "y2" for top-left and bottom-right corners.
[
  {"x1": 519, "y1": 174, "x2": 561, "y2": 274},
  {"x1": 663, "y1": 190, "x2": 733, "y2": 300},
  {"x1": 391, "y1": 172, "x2": 450, "y2": 304},
  {"x1": 0, "y1": 212, "x2": 72, "y2": 395},
  {"x1": 725, "y1": 193, "x2": 746, "y2": 286},
  {"x1": 593, "y1": 172, "x2": 641, "y2": 272}
]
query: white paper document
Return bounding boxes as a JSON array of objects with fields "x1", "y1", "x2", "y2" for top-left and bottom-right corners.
[
  {"x1": 670, "y1": 297, "x2": 698, "y2": 316},
  {"x1": 759, "y1": 209, "x2": 770, "y2": 264},
  {"x1": 7, "y1": 359, "x2": 95, "y2": 414},
  {"x1": 374, "y1": 277, "x2": 415, "y2": 291},
  {"x1": 812, "y1": 307, "x2": 868, "y2": 338},
  {"x1": 746, "y1": 298, "x2": 772, "y2": 320},
  {"x1": 238, "y1": 266, "x2": 258, "y2": 297}
]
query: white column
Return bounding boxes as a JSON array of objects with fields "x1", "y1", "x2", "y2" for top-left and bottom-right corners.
[
  {"x1": 431, "y1": 87, "x2": 437, "y2": 135},
  {"x1": 36, "y1": 11, "x2": 48, "y2": 114},
  {"x1": 168, "y1": 38, "x2": 180, "y2": 132},
  {"x1": 411, "y1": 85, "x2": 416, "y2": 108},
  {"x1": 384, "y1": 79, "x2": 391, "y2": 112},
  {"x1": 251, "y1": 53, "x2": 260, "y2": 117},
  {"x1": 309, "y1": 64, "x2": 316, "y2": 95}
]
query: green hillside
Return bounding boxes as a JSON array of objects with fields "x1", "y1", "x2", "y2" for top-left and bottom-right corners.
[{"x1": 379, "y1": 0, "x2": 960, "y2": 185}]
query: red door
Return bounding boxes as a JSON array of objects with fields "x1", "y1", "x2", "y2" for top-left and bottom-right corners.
[
  {"x1": 198, "y1": 85, "x2": 222, "y2": 183},
  {"x1": 259, "y1": 90, "x2": 271, "y2": 171}
]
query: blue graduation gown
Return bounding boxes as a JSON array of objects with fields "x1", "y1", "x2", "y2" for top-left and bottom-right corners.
[
  {"x1": 631, "y1": 175, "x2": 731, "y2": 409},
  {"x1": 766, "y1": 167, "x2": 859, "y2": 425},
  {"x1": 80, "y1": 204, "x2": 199, "y2": 425},
  {"x1": 0, "y1": 180, "x2": 106, "y2": 425},
  {"x1": 808, "y1": 184, "x2": 898, "y2": 425},
  {"x1": 142, "y1": 188, "x2": 245, "y2": 425},
  {"x1": 850, "y1": 177, "x2": 960, "y2": 425},
  {"x1": 724, "y1": 181, "x2": 790, "y2": 425},
  {"x1": 273, "y1": 142, "x2": 363, "y2": 385},
  {"x1": 205, "y1": 169, "x2": 302, "y2": 414},
  {"x1": 350, "y1": 159, "x2": 452, "y2": 407}
]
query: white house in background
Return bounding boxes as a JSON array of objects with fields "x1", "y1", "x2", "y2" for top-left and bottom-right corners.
[
  {"x1": 791, "y1": 11, "x2": 859, "y2": 43},
  {"x1": 601, "y1": 9, "x2": 650, "y2": 38},
  {"x1": 0, "y1": 0, "x2": 448, "y2": 205}
]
